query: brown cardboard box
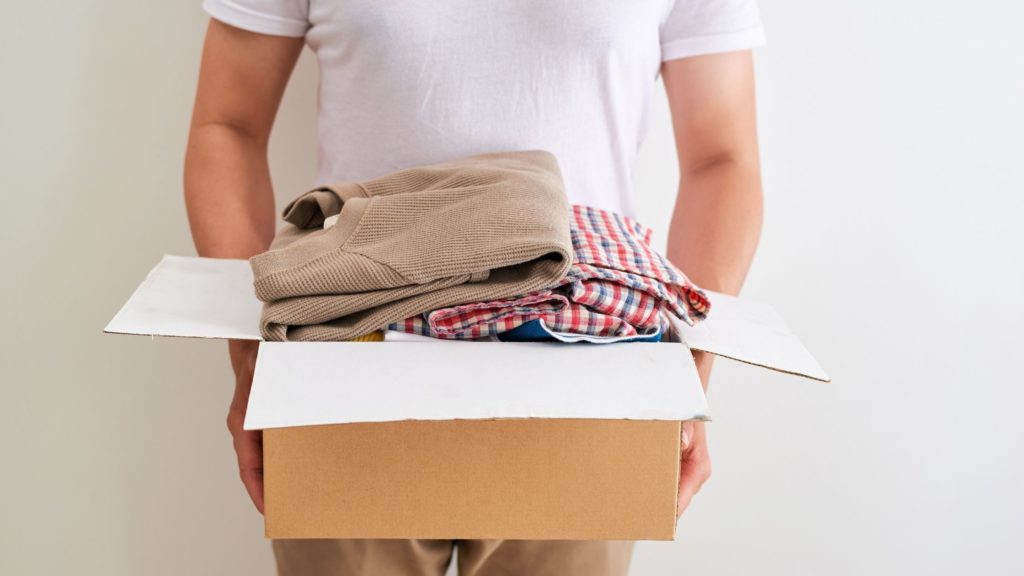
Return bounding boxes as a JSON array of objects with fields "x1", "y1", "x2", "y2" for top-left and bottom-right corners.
[
  {"x1": 105, "y1": 255, "x2": 829, "y2": 540},
  {"x1": 243, "y1": 336, "x2": 709, "y2": 540},
  {"x1": 265, "y1": 419, "x2": 681, "y2": 540}
]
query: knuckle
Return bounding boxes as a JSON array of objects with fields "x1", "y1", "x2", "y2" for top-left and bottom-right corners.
[{"x1": 226, "y1": 411, "x2": 243, "y2": 432}]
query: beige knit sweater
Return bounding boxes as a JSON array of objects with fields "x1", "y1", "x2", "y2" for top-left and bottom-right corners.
[{"x1": 251, "y1": 150, "x2": 572, "y2": 341}]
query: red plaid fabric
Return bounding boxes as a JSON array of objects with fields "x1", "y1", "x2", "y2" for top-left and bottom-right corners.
[{"x1": 387, "y1": 205, "x2": 710, "y2": 339}]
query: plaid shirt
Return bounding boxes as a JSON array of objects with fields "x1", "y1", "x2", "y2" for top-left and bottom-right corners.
[{"x1": 388, "y1": 205, "x2": 710, "y2": 339}]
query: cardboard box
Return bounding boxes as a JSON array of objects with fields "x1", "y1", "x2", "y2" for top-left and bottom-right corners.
[{"x1": 105, "y1": 255, "x2": 828, "y2": 540}]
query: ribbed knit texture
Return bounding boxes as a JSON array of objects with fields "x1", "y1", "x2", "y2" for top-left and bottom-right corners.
[{"x1": 250, "y1": 150, "x2": 573, "y2": 341}]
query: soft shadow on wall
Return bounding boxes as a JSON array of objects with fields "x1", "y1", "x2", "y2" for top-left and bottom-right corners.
[{"x1": 1, "y1": 2, "x2": 316, "y2": 574}]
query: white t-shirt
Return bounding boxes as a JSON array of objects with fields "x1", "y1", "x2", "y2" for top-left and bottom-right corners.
[{"x1": 203, "y1": 0, "x2": 764, "y2": 216}]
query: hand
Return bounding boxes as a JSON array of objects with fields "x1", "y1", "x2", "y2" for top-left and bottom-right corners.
[
  {"x1": 677, "y1": 350, "x2": 714, "y2": 519},
  {"x1": 227, "y1": 339, "x2": 264, "y2": 514},
  {"x1": 676, "y1": 419, "x2": 710, "y2": 519}
]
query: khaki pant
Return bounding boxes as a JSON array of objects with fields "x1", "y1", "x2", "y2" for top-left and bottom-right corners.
[{"x1": 273, "y1": 539, "x2": 635, "y2": 576}]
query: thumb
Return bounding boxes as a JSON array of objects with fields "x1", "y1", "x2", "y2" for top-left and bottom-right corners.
[{"x1": 681, "y1": 420, "x2": 695, "y2": 451}]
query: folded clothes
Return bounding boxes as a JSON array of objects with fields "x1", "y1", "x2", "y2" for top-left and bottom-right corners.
[
  {"x1": 388, "y1": 204, "x2": 710, "y2": 340},
  {"x1": 251, "y1": 150, "x2": 573, "y2": 341}
]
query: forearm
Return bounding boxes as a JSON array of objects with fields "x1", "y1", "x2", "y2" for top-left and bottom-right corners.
[
  {"x1": 184, "y1": 123, "x2": 276, "y2": 259},
  {"x1": 667, "y1": 158, "x2": 763, "y2": 385},
  {"x1": 186, "y1": 20, "x2": 303, "y2": 514},
  {"x1": 184, "y1": 123, "x2": 277, "y2": 366},
  {"x1": 667, "y1": 158, "x2": 762, "y2": 296}
]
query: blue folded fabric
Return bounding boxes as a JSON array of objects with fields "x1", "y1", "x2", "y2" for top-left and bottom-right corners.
[{"x1": 496, "y1": 319, "x2": 664, "y2": 344}]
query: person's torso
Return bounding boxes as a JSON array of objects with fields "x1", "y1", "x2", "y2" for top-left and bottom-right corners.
[{"x1": 305, "y1": 0, "x2": 675, "y2": 216}]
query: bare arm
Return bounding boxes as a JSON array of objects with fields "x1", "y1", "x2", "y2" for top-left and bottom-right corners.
[
  {"x1": 663, "y1": 50, "x2": 762, "y2": 299},
  {"x1": 185, "y1": 19, "x2": 303, "y2": 258},
  {"x1": 184, "y1": 19, "x2": 303, "y2": 513},
  {"x1": 661, "y1": 50, "x2": 764, "y2": 518}
]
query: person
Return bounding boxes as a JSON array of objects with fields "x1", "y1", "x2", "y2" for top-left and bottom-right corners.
[{"x1": 184, "y1": 1, "x2": 765, "y2": 574}]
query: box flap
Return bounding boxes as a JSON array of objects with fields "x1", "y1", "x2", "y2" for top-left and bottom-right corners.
[
  {"x1": 244, "y1": 341, "x2": 708, "y2": 429},
  {"x1": 672, "y1": 291, "x2": 831, "y2": 382},
  {"x1": 104, "y1": 254, "x2": 262, "y2": 340},
  {"x1": 104, "y1": 255, "x2": 828, "y2": 383}
]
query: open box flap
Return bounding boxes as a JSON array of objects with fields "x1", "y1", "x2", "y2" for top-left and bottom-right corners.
[
  {"x1": 104, "y1": 254, "x2": 262, "y2": 340},
  {"x1": 105, "y1": 255, "x2": 828, "y2": 384},
  {"x1": 243, "y1": 341, "x2": 709, "y2": 429},
  {"x1": 670, "y1": 293, "x2": 831, "y2": 382}
]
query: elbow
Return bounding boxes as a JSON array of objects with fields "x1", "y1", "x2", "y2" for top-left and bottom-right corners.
[
  {"x1": 680, "y1": 149, "x2": 761, "y2": 180},
  {"x1": 188, "y1": 119, "x2": 271, "y2": 149}
]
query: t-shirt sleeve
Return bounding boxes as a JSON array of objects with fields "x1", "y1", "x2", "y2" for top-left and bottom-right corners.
[
  {"x1": 660, "y1": 0, "x2": 766, "y2": 62},
  {"x1": 202, "y1": 0, "x2": 310, "y2": 38}
]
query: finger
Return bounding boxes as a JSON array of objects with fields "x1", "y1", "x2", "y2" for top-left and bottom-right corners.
[
  {"x1": 676, "y1": 488, "x2": 694, "y2": 519},
  {"x1": 676, "y1": 457, "x2": 710, "y2": 519},
  {"x1": 240, "y1": 467, "x2": 265, "y2": 514},
  {"x1": 676, "y1": 424, "x2": 709, "y2": 519},
  {"x1": 234, "y1": 428, "x2": 265, "y2": 514},
  {"x1": 676, "y1": 465, "x2": 703, "y2": 519}
]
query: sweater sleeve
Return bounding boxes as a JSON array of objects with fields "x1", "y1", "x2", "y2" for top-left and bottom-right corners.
[
  {"x1": 202, "y1": 0, "x2": 310, "y2": 37},
  {"x1": 660, "y1": 0, "x2": 766, "y2": 62}
]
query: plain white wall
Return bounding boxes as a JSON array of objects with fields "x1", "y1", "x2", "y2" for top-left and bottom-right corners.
[{"x1": 1, "y1": 1, "x2": 1021, "y2": 574}]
